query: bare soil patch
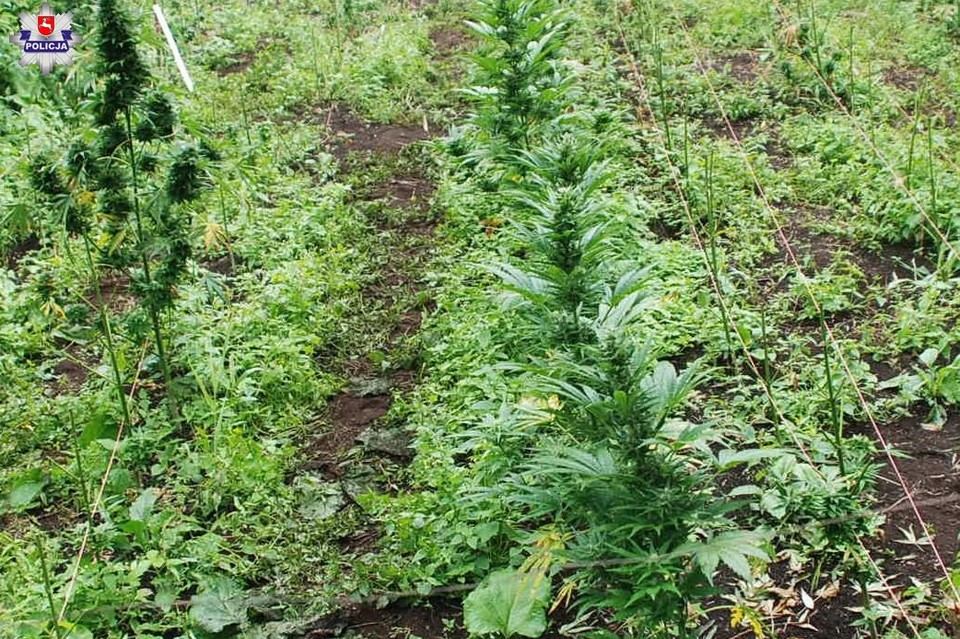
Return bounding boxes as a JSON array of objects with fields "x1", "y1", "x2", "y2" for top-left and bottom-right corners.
[
  {"x1": 94, "y1": 273, "x2": 137, "y2": 314},
  {"x1": 317, "y1": 104, "x2": 434, "y2": 159},
  {"x1": 201, "y1": 255, "x2": 235, "y2": 277},
  {"x1": 343, "y1": 600, "x2": 465, "y2": 639},
  {"x1": 761, "y1": 204, "x2": 931, "y2": 285},
  {"x1": 300, "y1": 599, "x2": 465, "y2": 639},
  {"x1": 882, "y1": 64, "x2": 933, "y2": 92},
  {"x1": 48, "y1": 347, "x2": 90, "y2": 394},
  {"x1": 301, "y1": 393, "x2": 392, "y2": 478},
  {"x1": 4, "y1": 234, "x2": 40, "y2": 272},
  {"x1": 850, "y1": 414, "x2": 960, "y2": 585},
  {"x1": 709, "y1": 413, "x2": 960, "y2": 638},
  {"x1": 764, "y1": 131, "x2": 792, "y2": 170},
  {"x1": 430, "y1": 27, "x2": 470, "y2": 54},
  {"x1": 216, "y1": 50, "x2": 256, "y2": 76},
  {"x1": 700, "y1": 115, "x2": 756, "y2": 142},
  {"x1": 712, "y1": 51, "x2": 761, "y2": 83},
  {"x1": 363, "y1": 173, "x2": 436, "y2": 211}
]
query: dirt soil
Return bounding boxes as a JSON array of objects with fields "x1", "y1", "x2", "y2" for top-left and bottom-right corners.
[
  {"x1": 853, "y1": 414, "x2": 960, "y2": 584},
  {"x1": 709, "y1": 412, "x2": 960, "y2": 638},
  {"x1": 318, "y1": 104, "x2": 434, "y2": 160},
  {"x1": 4, "y1": 235, "x2": 40, "y2": 272},
  {"x1": 430, "y1": 26, "x2": 471, "y2": 54},
  {"x1": 201, "y1": 255, "x2": 235, "y2": 277},
  {"x1": 49, "y1": 349, "x2": 89, "y2": 394},
  {"x1": 217, "y1": 50, "x2": 256, "y2": 76},
  {"x1": 700, "y1": 114, "x2": 757, "y2": 142},
  {"x1": 882, "y1": 64, "x2": 933, "y2": 92},
  {"x1": 745, "y1": 414, "x2": 960, "y2": 639},
  {"x1": 93, "y1": 273, "x2": 137, "y2": 314},
  {"x1": 712, "y1": 51, "x2": 761, "y2": 83},
  {"x1": 301, "y1": 393, "x2": 392, "y2": 478},
  {"x1": 337, "y1": 599, "x2": 466, "y2": 639},
  {"x1": 363, "y1": 173, "x2": 436, "y2": 211}
]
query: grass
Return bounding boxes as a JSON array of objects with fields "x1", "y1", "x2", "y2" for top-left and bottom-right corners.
[{"x1": 3, "y1": 0, "x2": 960, "y2": 637}]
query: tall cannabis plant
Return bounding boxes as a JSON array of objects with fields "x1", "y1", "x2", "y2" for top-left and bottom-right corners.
[
  {"x1": 71, "y1": 0, "x2": 207, "y2": 415},
  {"x1": 464, "y1": 0, "x2": 573, "y2": 155},
  {"x1": 490, "y1": 137, "x2": 628, "y2": 345}
]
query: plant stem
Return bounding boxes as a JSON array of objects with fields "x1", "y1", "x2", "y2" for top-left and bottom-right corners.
[
  {"x1": 240, "y1": 90, "x2": 252, "y2": 146},
  {"x1": 759, "y1": 305, "x2": 779, "y2": 428},
  {"x1": 218, "y1": 182, "x2": 235, "y2": 271},
  {"x1": 36, "y1": 537, "x2": 62, "y2": 638},
  {"x1": 653, "y1": 32, "x2": 672, "y2": 152},
  {"x1": 705, "y1": 152, "x2": 733, "y2": 361},
  {"x1": 906, "y1": 87, "x2": 923, "y2": 190},
  {"x1": 859, "y1": 575, "x2": 879, "y2": 639},
  {"x1": 82, "y1": 235, "x2": 132, "y2": 427},
  {"x1": 681, "y1": 109, "x2": 689, "y2": 185},
  {"x1": 310, "y1": 24, "x2": 322, "y2": 102},
  {"x1": 819, "y1": 318, "x2": 846, "y2": 476},
  {"x1": 925, "y1": 118, "x2": 949, "y2": 271},
  {"x1": 69, "y1": 411, "x2": 91, "y2": 515},
  {"x1": 123, "y1": 106, "x2": 177, "y2": 420}
]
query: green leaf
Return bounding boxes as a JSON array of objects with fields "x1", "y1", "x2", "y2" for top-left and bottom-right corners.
[
  {"x1": 296, "y1": 477, "x2": 345, "y2": 521},
  {"x1": 463, "y1": 569, "x2": 551, "y2": 638},
  {"x1": 716, "y1": 448, "x2": 784, "y2": 470},
  {"x1": 79, "y1": 413, "x2": 117, "y2": 446},
  {"x1": 679, "y1": 531, "x2": 770, "y2": 585},
  {"x1": 919, "y1": 348, "x2": 940, "y2": 367},
  {"x1": 8, "y1": 477, "x2": 46, "y2": 509},
  {"x1": 189, "y1": 576, "x2": 249, "y2": 632},
  {"x1": 56, "y1": 622, "x2": 92, "y2": 639},
  {"x1": 129, "y1": 488, "x2": 158, "y2": 521}
]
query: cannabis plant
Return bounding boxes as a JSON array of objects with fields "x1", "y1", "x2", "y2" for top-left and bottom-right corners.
[
  {"x1": 490, "y1": 143, "x2": 626, "y2": 346},
  {"x1": 49, "y1": 0, "x2": 209, "y2": 413},
  {"x1": 463, "y1": 0, "x2": 573, "y2": 156},
  {"x1": 778, "y1": 9, "x2": 857, "y2": 108},
  {"x1": 487, "y1": 357, "x2": 765, "y2": 635}
]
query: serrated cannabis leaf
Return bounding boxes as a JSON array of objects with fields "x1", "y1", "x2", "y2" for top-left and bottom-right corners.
[{"x1": 678, "y1": 531, "x2": 770, "y2": 585}]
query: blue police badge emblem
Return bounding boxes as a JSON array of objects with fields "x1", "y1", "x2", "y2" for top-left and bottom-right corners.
[{"x1": 9, "y1": 3, "x2": 81, "y2": 75}]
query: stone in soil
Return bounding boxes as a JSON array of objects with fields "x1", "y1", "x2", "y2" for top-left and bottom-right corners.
[
  {"x1": 357, "y1": 426, "x2": 413, "y2": 459},
  {"x1": 300, "y1": 393, "x2": 392, "y2": 477}
]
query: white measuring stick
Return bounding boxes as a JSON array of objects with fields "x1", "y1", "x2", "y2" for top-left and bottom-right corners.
[{"x1": 153, "y1": 3, "x2": 194, "y2": 92}]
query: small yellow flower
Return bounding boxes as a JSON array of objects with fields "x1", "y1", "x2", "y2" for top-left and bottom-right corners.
[{"x1": 75, "y1": 190, "x2": 96, "y2": 207}]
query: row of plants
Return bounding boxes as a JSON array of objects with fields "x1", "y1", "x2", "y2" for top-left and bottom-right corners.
[
  {"x1": 1, "y1": 0, "x2": 456, "y2": 635},
  {"x1": 359, "y1": 0, "x2": 898, "y2": 636},
  {"x1": 611, "y1": 0, "x2": 960, "y2": 632}
]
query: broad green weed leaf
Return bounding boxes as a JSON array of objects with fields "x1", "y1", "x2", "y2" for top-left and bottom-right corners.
[
  {"x1": 130, "y1": 488, "x2": 158, "y2": 521},
  {"x1": 919, "y1": 348, "x2": 939, "y2": 367},
  {"x1": 8, "y1": 475, "x2": 46, "y2": 509},
  {"x1": 296, "y1": 477, "x2": 345, "y2": 521},
  {"x1": 8, "y1": 481, "x2": 45, "y2": 508},
  {"x1": 716, "y1": 448, "x2": 784, "y2": 470},
  {"x1": 79, "y1": 413, "x2": 116, "y2": 446},
  {"x1": 463, "y1": 568, "x2": 551, "y2": 638},
  {"x1": 56, "y1": 622, "x2": 92, "y2": 639},
  {"x1": 189, "y1": 576, "x2": 249, "y2": 632}
]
